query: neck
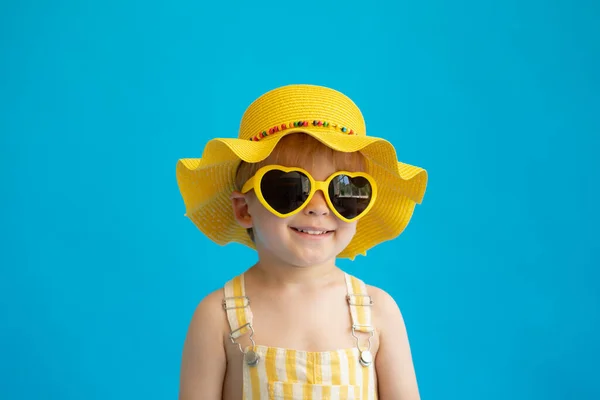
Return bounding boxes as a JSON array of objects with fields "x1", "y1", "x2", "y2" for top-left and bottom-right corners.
[{"x1": 251, "y1": 256, "x2": 341, "y2": 288}]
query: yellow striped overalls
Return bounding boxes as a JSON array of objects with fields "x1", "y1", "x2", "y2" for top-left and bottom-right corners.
[{"x1": 222, "y1": 273, "x2": 378, "y2": 400}]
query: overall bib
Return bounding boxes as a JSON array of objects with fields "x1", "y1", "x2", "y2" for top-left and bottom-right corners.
[{"x1": 222, "y1": 273, "x2": 378, "y2": 400}]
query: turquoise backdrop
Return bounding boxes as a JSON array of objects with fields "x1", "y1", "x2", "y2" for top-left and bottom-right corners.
[{"x1": 1, "y1": 0, "x2": 598, "y2": 399}]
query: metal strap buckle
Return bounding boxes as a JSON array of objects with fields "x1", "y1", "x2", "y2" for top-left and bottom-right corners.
[
  {"x1": 351, "y1": 324, "x2": 374, "y2": 352},
  {"x1": 346, "y1": 294, "x2": 374, "y2": 306},
  {"x1": 222, "y1": 295, "x2": 250, "y2": 310},
  {"x1": 229, "y1": 322, "x2": 257, "y2": 353}
]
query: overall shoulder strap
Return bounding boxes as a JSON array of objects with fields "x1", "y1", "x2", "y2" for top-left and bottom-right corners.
[
  {"x1": 344, "y1": 273, "x2": 374, "y2": 333},
  {"x1": 222, "y1": 274, "x2": 254, "y2": 339}
]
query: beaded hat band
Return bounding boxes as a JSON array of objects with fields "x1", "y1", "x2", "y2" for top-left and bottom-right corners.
[
  {"x1": 250, "y1": 120, "x2": 355, "y2": 141},
  {"x1": 176, "y1": 84, "x2": 428, "y2": 259}
]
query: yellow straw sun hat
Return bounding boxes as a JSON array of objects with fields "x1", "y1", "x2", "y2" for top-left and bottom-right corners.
[{"x1": 176, "y1": 84, "x2": 428, "y2": 259}]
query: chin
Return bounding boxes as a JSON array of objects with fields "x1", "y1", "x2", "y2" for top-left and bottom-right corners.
[{"x1": 285, "y1": 247, "x2": 342, "y2": 267}]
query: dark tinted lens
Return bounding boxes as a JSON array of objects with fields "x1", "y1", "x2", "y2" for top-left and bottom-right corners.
[
  {"x1": 260, "y1": 170, "x2": 311, "y2": 214},
  {"x1": 328, "y1": 175, "x2": 373, "y2": 219}
]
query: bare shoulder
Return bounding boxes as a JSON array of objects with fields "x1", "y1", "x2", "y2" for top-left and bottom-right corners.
[
  {"x1": 179, "y1": 288, "x2": 229, "y2": 400},
  {"x1": 183, "y1": 288, "x2": 229, "y2": 347},
  {"x1": 365, "y1": 283, "x2": 410, "y2": 344},
  {"x1": 366, "y1": 284, "x2": 405, "y2": 329},
  {"x1": 366, "y1": 283, "x2": 421, "y2": 400},
  {"x1": 189, "y1": 288, "x2": 229, "y2": 331},
  {"x1": 366, "y1": 284, "x2": 398, "y2": 308}
]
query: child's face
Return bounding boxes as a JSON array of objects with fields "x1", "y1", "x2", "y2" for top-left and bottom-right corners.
[{"x1": 234, "y1": 154, "x2": 360, "y2": 268}]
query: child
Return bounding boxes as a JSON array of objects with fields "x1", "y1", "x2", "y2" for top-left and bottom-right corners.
[{"x1": 176, "y1": 85, "x2": 428, "y2": 400}]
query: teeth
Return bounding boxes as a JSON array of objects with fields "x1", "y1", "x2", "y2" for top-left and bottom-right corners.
[{"x1": 296, "y1": 229, "x2": 327, "y2": 235}]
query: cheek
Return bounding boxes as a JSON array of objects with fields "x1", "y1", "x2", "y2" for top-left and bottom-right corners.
[
  {"x1": 340, "y1": 221, "x2": 358, "y2": 237},
  {"x1": 252, "y1": 213, "x2": 292, "y2": 248},
  {"x1": 247, "y1": 198, "x2": 285, "y2": 231}
]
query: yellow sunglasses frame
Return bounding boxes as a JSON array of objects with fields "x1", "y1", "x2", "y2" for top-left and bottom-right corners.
[{"x1": 241, "y1": 165, "x2": 378, "y2": 223}]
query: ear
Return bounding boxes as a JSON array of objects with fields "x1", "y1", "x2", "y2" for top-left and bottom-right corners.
[{"x1": 230, "y1": 191, "x2": 253, "y2": 229}]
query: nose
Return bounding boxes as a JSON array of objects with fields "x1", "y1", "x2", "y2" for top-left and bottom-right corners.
[{"x1": 303, "y1": 189, "x2": 330, "y2": 216}]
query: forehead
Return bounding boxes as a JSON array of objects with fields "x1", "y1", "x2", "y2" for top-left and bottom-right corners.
[{"x1": 263, "y1": 134, "x2": 365, "y2": 173}]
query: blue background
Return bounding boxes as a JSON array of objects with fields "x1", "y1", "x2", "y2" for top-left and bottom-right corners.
[{"x1": 1, "y1": 0, "x2": 598, "y2": 399}]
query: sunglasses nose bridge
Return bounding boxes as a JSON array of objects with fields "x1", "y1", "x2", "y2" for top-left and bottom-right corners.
[
  {"x1": 312, "y1": 181, "x2": 329, "y2": 195},
  {"x1": 311, "y1": 181, "x2": 335, "y2": 206},
  {"x1": 302, "y1": 181, "x2": 331, "y2": 215}
]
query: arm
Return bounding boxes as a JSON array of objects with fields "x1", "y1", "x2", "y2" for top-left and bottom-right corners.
[
  {"x1": 179, "y1": 290, "x2": 227, "y2": 400},
  {"x1": 371, "y1": 286, "x2": 421, "y2": 400}
]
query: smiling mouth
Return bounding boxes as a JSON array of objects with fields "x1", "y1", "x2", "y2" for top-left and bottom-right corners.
[{"x1": 290, "y1": 227, "x2": 334, "y2": 235}]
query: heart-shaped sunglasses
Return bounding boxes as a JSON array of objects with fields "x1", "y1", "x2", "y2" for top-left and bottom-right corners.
[{"x1": 241, "y1": 165, "x2": 377, "y2": 223}]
